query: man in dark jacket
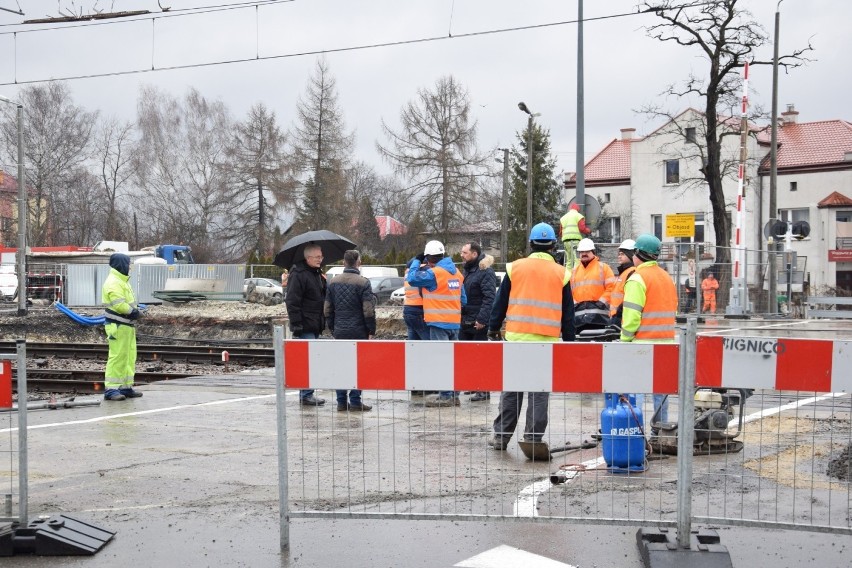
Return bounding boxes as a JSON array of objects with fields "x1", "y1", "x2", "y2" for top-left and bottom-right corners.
[
  {"x1": 285, "y1": 243, "x2": 327, "y2": 406},
  {"x1": 324, "y1": 250, "x2": 375, "y2": 412},
  {"x1": 459, "y1": 242, "x2": 496, "y2": 402}
]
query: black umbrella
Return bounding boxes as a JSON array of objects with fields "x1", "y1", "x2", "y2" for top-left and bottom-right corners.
[{"x1": 273, "y1": 230, "x2": 357, "y2": 269}]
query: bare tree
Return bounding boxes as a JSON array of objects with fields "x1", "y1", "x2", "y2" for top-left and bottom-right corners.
[
  {"x1": 377, "y1": 75, "x2": 487, "y2": 243},
  {"x1": 640, "y1": 0, "x2": 812, "y2": 266},
  {"x1": 94, "y1": 116, "x2": 135, "y2": 241},
  {"x1": 0, "y1": 82, "x2": 96, "y2": 246},
  {"x1": 291, "y1": 57, "x2": 354, "y2": 235},
  {"x1": 228, "y1": 102, "x2": 296, "y2": 261},
  {"x1": 134, "y1": 86, "x2": 236, "y2": 261},
  {"x1": 51, "y1": 167, "x2": 102, "y2": 245}
]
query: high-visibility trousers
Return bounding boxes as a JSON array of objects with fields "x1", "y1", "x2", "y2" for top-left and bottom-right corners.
[
  {"x1": 104, "y1": 322, "x2": 137, "y2": 390},
  {"x1": 563, "y1": 240, "x2": 580, "y2": 268},
  {"x1": 702, "y1": 293, "x2": 716, "y2": 314}
]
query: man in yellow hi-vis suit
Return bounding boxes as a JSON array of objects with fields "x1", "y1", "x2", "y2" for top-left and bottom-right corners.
[{"x1": 102, "y1": 253, "x2": 142, "y2": 401}]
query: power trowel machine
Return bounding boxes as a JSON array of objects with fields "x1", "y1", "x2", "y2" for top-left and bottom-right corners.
[{"x1": 649, "y1": 388, "x2": 752, "y2": 455}]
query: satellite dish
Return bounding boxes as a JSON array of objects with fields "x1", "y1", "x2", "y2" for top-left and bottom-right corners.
[
  {"x1": 567, "y1": 194, "x2": 602, "y2": 228},
  {"x1": 792, "y1": 220, "x2": 810, "y2": 240},
  {"x1": 764, "y1": 219, "x2": 787, "y2": 239}
]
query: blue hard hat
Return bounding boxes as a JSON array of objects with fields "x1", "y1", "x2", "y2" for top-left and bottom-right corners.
[{"x1": 529, "y1": 222, "x2": 556, "y2": 243}]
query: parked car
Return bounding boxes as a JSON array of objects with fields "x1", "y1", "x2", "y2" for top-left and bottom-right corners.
[
  {"x1": 370, "y1": 276, "x2": 405, "y2": 304},
  {"x1": 390, "y1": 286, "x2": 406, "y2": 304},
  {"x1": 243, "y1": 278, "x2": 284, "y2": 301}
]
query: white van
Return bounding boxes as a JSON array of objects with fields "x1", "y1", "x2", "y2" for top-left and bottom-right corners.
[{"x1": 326, "y1": 266, "x2": 399, "y2": 280}]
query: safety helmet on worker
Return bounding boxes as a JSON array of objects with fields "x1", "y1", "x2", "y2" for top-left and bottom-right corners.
[
  {"x1": 576, "y1": 238, "x2": 595, "y2": 253},
  {"x1": 570, "y1": 203, "x2": 581, "y2": 212},
  {"x1": 423, "y1": 240, "x2": 445, "y2": 256},
  {"x1": 528, "y1": 222, "x2": 557, "y2": 245},
  {"x1": 618, "y1": 239, "x2": 636, "y2": 252},
  {"x1": 634, "y1": 234, "x2": 661, "y2": 260}
]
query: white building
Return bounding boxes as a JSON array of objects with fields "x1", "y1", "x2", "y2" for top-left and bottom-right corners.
[{"x1": 565, "y1": 106, "x2": 852, "y2": 295}]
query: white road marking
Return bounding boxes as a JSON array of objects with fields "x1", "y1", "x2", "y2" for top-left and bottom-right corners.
[
  {"x1": 731, "y1": 391, "x2": 849, "y2": 428},
  {"x1": 513, "y1": 456, "x2": 605, "y2": 518},
  {"x1": 0, "y1": 392, "x2": 295, "y2": 434},
  {"x1": 455, "y1": 544, "x2": 575, "y2": 568}
]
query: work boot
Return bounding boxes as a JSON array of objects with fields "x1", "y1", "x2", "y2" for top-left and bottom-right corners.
[
  {"x1": 339, "y1": 402, "x2": 372, "y2": 412},
  {"x1": 425, "y1": 395, "x2": 460, "y2": 408},
  {"x1": 120, "y1": 388, "x2": 143, "y2": 398},
  {"x1": 470, "y1": 392, "x2": 491, "y2": 402},
  {"x1": 300, "y1": 395, "x2": 326, "y2": 407},
  {"x1": 489, "y1": 436, "x2": 510, "y2": 450},
  {"x1": 104, "y1": 391, "x2": 126, "y2": 401}
]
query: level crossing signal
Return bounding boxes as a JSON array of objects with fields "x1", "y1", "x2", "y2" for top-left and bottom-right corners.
[{"x1": 764, "y1": 219, "x2": 810, "y2": 241}]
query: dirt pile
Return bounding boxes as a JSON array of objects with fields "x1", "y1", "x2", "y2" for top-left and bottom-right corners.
[{"x1": 0, "y1": 301, "x2": 406, "y2": 344}]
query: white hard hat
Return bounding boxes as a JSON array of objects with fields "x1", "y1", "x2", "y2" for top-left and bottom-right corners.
[
  {"x1": 424, "y1": 240, "x2": 445, "y2": 256},
  {"x1": 618, "y1": 239, "x2": 636, "y2": 251},
  {"x1": 576, "y1": 238, "x2": 595, "y2": 252}
]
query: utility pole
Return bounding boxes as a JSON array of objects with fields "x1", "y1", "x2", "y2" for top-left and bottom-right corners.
[
  {"x1": 0, "y1": 95, "x2": 27, "y2": 316},
  {"x1": 575, "y1": 0, "x2": 585, "y2": 216},
  {"x1": 768, "y1": 1, "x2": 784, "y2": 314},
  {"x1": 500, "y1": 148, "x2": 509, "y2": 262},
  {"x1": 518, "y1": 102, "x2": 537, "y2": 256}
]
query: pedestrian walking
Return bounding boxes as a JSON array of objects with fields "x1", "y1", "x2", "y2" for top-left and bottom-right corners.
[
  {"x1": 620, "y1": 234, "x2": 678, "y2": 423},
  {"x1": 102, "y1": 253, "x2": 143, "y2": 401},
  {"x1": 459, "y1": 242, "x2": 496, "y2": 402},
  {"x1": 324, "y1": 250, "x2": 375, "y2": 412},
  {"x1": 559, "y1": 203, "x2": 591, "y2": 268},
  {"x1": 406, "y1": 240, "x2": 467, "y2": 407},
  {"x1": 701, "y1": 271, "x2": 719, "y2": 314},
  {"x1": 284, "y1": 243, "x2": 327, "y2": 406},
  {"x1": 487, "y1": 223, "x2": 575, "y2": 450}
]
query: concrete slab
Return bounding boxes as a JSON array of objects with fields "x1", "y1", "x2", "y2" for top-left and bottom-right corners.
[{"x1": 2, "y1": 373, "x2": 849, "y2": 567}]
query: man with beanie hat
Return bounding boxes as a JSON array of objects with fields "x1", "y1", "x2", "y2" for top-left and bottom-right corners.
[
  {"x1": 609, "y1": 239, "x2": 636, "y2": 328},
  {"x1": 102, "y1": 253, "x2": 142, "y2": 401}
]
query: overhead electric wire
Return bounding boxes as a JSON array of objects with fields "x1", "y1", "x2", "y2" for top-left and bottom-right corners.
[
  {"x1": 0, "y1": 1, "x2": 717, "y2": 87},
  {"x1": 0, "y1": 0, "x2": 294, "y2": 31}
]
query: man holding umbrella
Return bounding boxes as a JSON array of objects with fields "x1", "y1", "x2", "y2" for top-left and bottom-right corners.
[{"x1": 285, "y1": 243, "x2": 328, "y2": 406}]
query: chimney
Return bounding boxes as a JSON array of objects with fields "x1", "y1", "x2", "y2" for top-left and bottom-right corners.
[
  {"x1": 781, "y1": 103, "x2": 799, "y2": 125},
  {"x1": 620, "y1": 128, "x2": 636, "y2": 140}
]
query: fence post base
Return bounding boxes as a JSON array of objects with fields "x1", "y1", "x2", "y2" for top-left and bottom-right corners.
[{"x1": 636, "y1": 528, "x2": 732, "y2": 568}]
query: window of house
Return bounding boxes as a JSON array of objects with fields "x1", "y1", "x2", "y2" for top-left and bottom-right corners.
[
  {"x1": 685, "y1": 127, "x2": 696, "y2": 143},
  {"x1": 599, "y1": 217, "x2": 621, "y2": 243},
  {"x1": 652, "y1": 214, "x2": 662, "y2": 240},
  {"x1": 790, "y1": 181, "x2": 798, "y2": 191},
  {"x1": 665, "y1": 160, "x2": 680, "y2": 184},
  {"x1": 780, "y1": 208, "x2": 809, "y2": 224},
  {"x1": 604, "y1": 193, "x2": 611, "y2": 204}
]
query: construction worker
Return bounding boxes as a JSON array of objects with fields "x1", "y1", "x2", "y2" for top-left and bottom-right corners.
[
  {"x1": 102, "y1": 253, "x2": 143, "y2": 401},
  {"x1": 609, "y1": 239, "x2": 636, "y2": 328},
  {"x1": 620, "y1": 234, "x2": 678, "y2": 422},
  {"x1": 570, "y1": 238, "x2": 616, "y2": 330},
  {"x1": 559, "y1": 203, "x2": 591, "y2": 268},
  {"x1": 701, "y1": 271, "x2": 719, "y2": 314},
  {"x1": 407, "y1": 240, "x2": 467, "y2": 407},
  {"x1": 487, "y1": 222, "x2": 575, "y2": 450}
]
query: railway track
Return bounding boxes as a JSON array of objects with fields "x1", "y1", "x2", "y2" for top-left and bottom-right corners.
[
  {"x1": 0, "y1": 341, "x2": 275, "y2": 365},
  {"x1": 18, "y1": 369, "x2": 200, "y2": 394}
]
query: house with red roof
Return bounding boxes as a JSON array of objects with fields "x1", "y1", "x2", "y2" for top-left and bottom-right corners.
[{"x1": 564, "y1": 106, "x2": 852, "y2": 294}]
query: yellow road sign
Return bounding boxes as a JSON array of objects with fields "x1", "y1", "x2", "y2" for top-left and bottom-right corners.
[{"x1": 666, "y1": 214, "x2": 695, "y2": 238}]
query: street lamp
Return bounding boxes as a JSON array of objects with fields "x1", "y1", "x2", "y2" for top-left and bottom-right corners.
[
  {"x1": 0, "y1": 94, "x2": 26, "y2": 316},
  {"x1": 518, "y1": 102, "x2": 539, "y2": 255}
]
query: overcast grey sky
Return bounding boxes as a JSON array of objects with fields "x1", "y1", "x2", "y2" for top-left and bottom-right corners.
[{"x1": 0, "y1": 0, "x2": 848, "y2": 179}]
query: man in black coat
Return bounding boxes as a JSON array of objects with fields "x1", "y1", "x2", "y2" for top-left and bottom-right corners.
[
  {"x1": 285, "y1": 243, "x2": 327, "y2": 406},
  {"x1": 324, "y1": 250, "x2": 376, "y2": 412},
  {"x1": 459, "y1": 242, "x2": 497, "y2": 402}
]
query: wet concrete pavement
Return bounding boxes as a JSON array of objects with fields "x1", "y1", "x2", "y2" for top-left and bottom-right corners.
[{"x1": 4, "y1": 370, "x2": 850, "y2": 567}]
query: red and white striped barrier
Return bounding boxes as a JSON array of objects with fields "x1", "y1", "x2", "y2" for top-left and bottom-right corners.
[
  {"x1": 281, "y1": 337, "x2": 852, "y2": 394},
  {"x1": 0, "y1": 359, "x2": 11, "y2": 409}
]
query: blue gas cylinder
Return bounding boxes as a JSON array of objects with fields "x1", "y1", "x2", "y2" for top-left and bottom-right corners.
[{"x1": 601, "y1": 393, "x2": 645, "y2": 470}]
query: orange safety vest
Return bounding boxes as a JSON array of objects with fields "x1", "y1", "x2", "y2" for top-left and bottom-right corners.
[
  {"x1": 403, "y1": 282, "x2": 423, "y2": 307},
  {"x1": 422, "y1": 267, "x2": 463, "y2": 325},
  {"x1": 505, "y1": 257, "x2": 566, "y2": 338},
  {"x1": 609, "y1": 266, "x2": 637, "y2": 317},
  {"x1": 570, "y1": 257, "x2": 616, "y2": 304},
  {"x1": 625, "y1": 264, "x2": 677, "y2": 341}
]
